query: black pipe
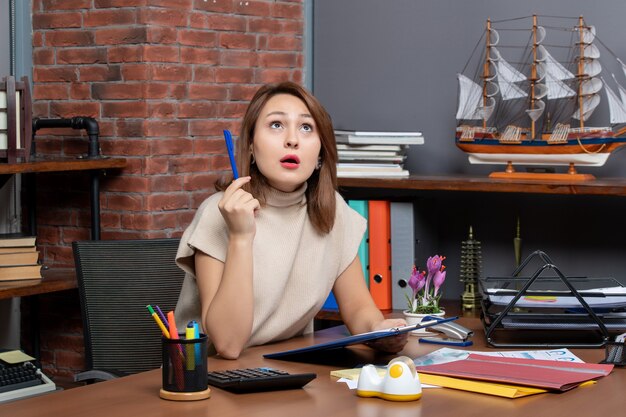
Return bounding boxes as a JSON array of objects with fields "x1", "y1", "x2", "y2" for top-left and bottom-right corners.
[{"x1": 32, "y1": 116, "x2": 100, "y2": 158}]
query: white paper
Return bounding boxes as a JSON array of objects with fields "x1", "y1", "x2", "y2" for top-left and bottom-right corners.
[{"x1": 412, "y1": 347, "x2": 584, "y2": 367}]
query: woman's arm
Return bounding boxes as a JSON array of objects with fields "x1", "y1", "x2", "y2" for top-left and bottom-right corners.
[
  {"x1": 333, "y1": 256, "x2": 408, "y2": 353},
  {"x1": 194, "y1": 177, "x2": 259, "y2": 359}
]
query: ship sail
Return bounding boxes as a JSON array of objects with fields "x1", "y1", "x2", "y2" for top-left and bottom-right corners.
[
  {"x1": 572, "y1": 25, "x2": 602, "y2": 121},
  {"x1": 604, "y1": 79, "x2": 626, "y2": 124},
  {"x1": 456, "y1": 74, "x2": 495, "y2": 120},
  {"x1": 491, "y1": 47, "x2": 527, "y2": 100},
  {"x1": 536, "y1": 45, "x2": 576, "y2": 99}
]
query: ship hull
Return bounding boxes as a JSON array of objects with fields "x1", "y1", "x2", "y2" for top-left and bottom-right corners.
[{"x1": 455, "y1": 137, "x2": 626, "y2": 166}]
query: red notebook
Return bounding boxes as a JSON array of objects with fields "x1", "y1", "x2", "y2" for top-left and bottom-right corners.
[{"x1": 415, "y1": 353, "x2": 613, "y2": 391}]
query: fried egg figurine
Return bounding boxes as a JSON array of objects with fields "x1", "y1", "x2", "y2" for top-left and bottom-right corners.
[{"x1": 356, "y1": 356, "x2": 422, "y2": 401}]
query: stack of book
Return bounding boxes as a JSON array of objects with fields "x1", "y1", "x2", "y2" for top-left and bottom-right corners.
[
  {"x1": 0, "y1": 235, "x2": 42, "y2": 281},
  {"x1": 334, "y1": 130, "x2": 424, "y2": 178}
]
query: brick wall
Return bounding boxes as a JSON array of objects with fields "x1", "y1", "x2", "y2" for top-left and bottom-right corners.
[{"x1": 27, "y1": 0, "x2": 305, "y2": 383}]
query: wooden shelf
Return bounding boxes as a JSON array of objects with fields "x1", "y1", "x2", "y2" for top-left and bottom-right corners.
[
  {"x1": 0, "y1": 268, "x2": 77, "y2": 300},
  {"x1": 338, "y1": 174, "x2": 626, "y2": 197},
  {"x1": 0, "y1": 156, "x2": 127, "y2": 175}
]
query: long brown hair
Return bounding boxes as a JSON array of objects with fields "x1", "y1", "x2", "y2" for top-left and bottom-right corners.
[{"x1": 217, "y1": 82, "x2": 338, "y2": 234}]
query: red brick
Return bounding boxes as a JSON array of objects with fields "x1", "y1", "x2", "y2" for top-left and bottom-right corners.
[
  {"x1": 169, "y1": 84, "x2": 188, "y2": 99},
  {"x1": 79, "y1": 65, "x2": 122, "y2": 82},
  {"x1": 138, "y1": 7, "x2": 187, "y2": 27},
  {"x1": 178, "y1": 29, "x2": 217, "y2": 47},
  {"x1": 152, "y1": 64, "x2": 192, "y2": 81},
  {"x1": 220, "y1": 50, "x2": 258, "y2": 67},
  {"x1": 248, "y1": 17, "x2": 282, "y2": 33},
  {"x1": 92, "y1": 82, "x2": 143, "y2": 99},
  {"x1": 53, "y1": 350, "x2": 85, "y2": 371},
  {"x1": 101, "y1": 212, "x2": 122, "y2": 228},
  {"x1": 188, "y1": 84, "x2": 228, "y2": 100},
  {"x1": 255, "y1": 68, "x2": 294, "y2": 84},
  {"x1": 217, "y1": 101, "x2": 247, "y2": 118},
  {"x1": 115, "y1": 120, "x2": 145, "y2": 137},
  {"x1": 215, "y1": 67, "x2": 254, "y2": 83},
  {"x1": 34, "y1": 84, "x2": 69, "y2": 100},
  {"x1": 108, "y1": 45, "x2": 143, "y2": 63},
  {"x1": 219, "y1": 33, "x2": 256, "y2": 50},
  {"x1": 34, "y1": 67, "x2": 78, "y2": 82},
  {"x1": 143, "y1": 45, "x2": 180, "y2": 63},
  {"x1": 33, "y1": 48, "x2": 55, "y2": 65},
  {"x1": 94, "y1": 27, "x2": 147, "y2": 45},
  {"x1": 272, "y1": 2, "x2": 302, "y2": 19},
  {"x1": 196, "y1": 137, "x2": 235, "y2": 155},
  {"x1": 184, "y1": 172, "x2": 220, "y2": 191},
  {"x1": 180, "y1": 47, "x2": 219, "y2": 65},
  {"x1": 234, "y1": 0, "x2": 270, "y2": 16},
  {"x1": 83, "y1": 9, "x2": 137, "y2": 27},
  {"x1": 45, "y1": 245, "x2": 76, "y2": 267},
  {"x1": 149, "y1": 175, "x2": 183, "y2": 192},
  {"x1": 57, "y1": 47, "x2": 108, "y2": 64},
  {"x1": 44, "y1": 0, "x2": 91, "y2": 11},
  {"x1": 189, "y1": 12, "x2": 208, "y2": 29},
  {"x1": 106, "y1": 139, "x2": 150, "y2": 155},
  {"x1": 46, "y1": 30, "x2": 94, "y2": 47},
  {"x1": 144, "y1": 120, "x2": 188, "y2": 137},
  {"x1": 33, "y1": 12, "x2": 83, "y2": 29},
  {"x1": 146, "y1": 26, "x2": 178, "y2": 44},
  {"x1": 61, "y1": 228, "x2": 91, "y2": 244},
  {"x1": 121, "y1": 63, "x2": 150, "y2": 80},
  {"x1": 50, "y1": 101, "x2": 100, "y2": 118},
  {"x1": 102, "y1": 194, "x2": 143, "y2": 211},
  {"x1": 281, "y1": 19, "x2": 304, "y2": 35},
  {"x1": 267, "y1": 35, "x2": 301, "y2": 51},
  {"x1": 145, "y1": 193, "x2": 190, "y2": 211},
  {"x1": 102, "y1": 101, "x2": 149, "y2": 118},
  {"x1": 177, "y1": 101, "x2": 217, "y2": 118},
  {"x1": 150, "y1": 138, "x2": 193, "y2": 155},
  {"x1": 259, "y1": 52, "x2": 298, "y2": 68},
  {"x1": 190, "y1": 120, "x2": 237, "y2": 137},
  {"x1": 229, "y1": 84, "x2": 258, "y2": 101},
  {"x1": 172, "y1": 157, "x2": 211, "y2": 173},
  {"x1": 193, "y1": 0, "x2": 233, "y2": 13},
  {"x1": 95, "y1": 0, "x2": 147, "y2": 7},
  {"x1": 257, "y1": 34, "x2": 268, "y2": 50},
  {"x1": 193, "y1": 66, "x2": 215, "y2": 82},
  {"x1": 106, "y1": 175, "x2": 150, "y2": 192},
  {"x1": 121, "y1": 212, "x2": 178, "y2": 230},
  {"x1": 37, "y1": 226, "x2": 62, "y2": 245},
  {"x1": 206, "y1": 14, "x2": 246, "y2": 31},
  {"x1": 148, "y1": 102, "x2": 177, "y2": 118},
  {"x1": 144, "y1": 157, "x2": 170, "y2": 174},
  {"x1": 211, "y1": 154, "x2": 232, "y2": 171},
  {"x1": 149, "y1": 0, "x2": 193, "y2": 8},
  {"x1": 33, "y1": 32, "x2": 44, "y2": 47}
]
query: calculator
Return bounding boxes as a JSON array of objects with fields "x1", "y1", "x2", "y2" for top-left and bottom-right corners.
[{"x1": 206, "y1": 367, "x2": 316, "y2": 393}]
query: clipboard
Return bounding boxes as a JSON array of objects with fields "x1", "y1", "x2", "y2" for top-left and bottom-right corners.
[{"x1": 264, "y1": 316, "x2": 458, "y2": 359}]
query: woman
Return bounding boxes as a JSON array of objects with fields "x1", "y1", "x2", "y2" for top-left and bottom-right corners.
[{"x1": 175, "y1": 81, "x2": 406, "y2": 359}]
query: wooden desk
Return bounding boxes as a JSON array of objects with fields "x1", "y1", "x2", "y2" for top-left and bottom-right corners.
[
  {"x1": 2, "y1": 315, "x2": 624, "y2": 417},
  {"x1": 0, "y1": 268, "x2": 77, "y2": 300}
]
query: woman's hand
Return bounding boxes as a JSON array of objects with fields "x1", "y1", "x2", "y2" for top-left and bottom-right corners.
[
  {"x1": 218, "y1": 176, "x2": 260, "y2": 239},
  {"x1": 365, "y1": 318, "x2": 409, "y2": 354}
]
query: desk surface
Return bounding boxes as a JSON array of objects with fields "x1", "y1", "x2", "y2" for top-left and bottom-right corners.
[
  {"x1": 0, "y1": 268, "x2": 77, "y2": 300},
  {"x1": 1, "y1": 315, "x2": 623, "y2": 417}
]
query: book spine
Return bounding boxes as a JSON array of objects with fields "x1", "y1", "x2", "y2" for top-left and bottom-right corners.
[{"x1": 368, "y1": 200, "x2": 392, "y2": 310}]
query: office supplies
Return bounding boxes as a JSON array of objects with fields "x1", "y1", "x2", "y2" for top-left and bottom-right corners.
[
  {"x1": 429, "y1": 320, "x2": 473, "y2": 341},
  {"x1": 223, "y1": 129, "x2": 239, "y2": 179},
  {"x1": 155, "y1": 305, "x2": 169, "y2": 328},
  {"x1": 0, "y1": 356, "x2": 56, "y2": 403},
  {"x1": 264, "y1": 316, "x2": 458, "y2": 359},
  {"x1": 161, "y1": 334, "x2": 210, "y2": 401},
  {"x1": 390, "y1": 202, "x2": 415, "y2": 309},
  {"x1": 347, "y1": 200, "x2": 369, "y2": 287},
  {"x1": 147, "y1": 305, "x2": 170, "y2": 339},
  {"x1": 368, "y1": 200, "x2": 392, "y2": 309},
  {"x1": 418, "y1": 337, "x2": 473, "y2": 347},
  {"x1": 193, "y1": 321, "x2": 201, "y2": 365},
  {"x1": 206, "y1": 367, "x2": 316, "y2": 393},
  {"x1": 415, "y1": 353, "x2": 613, "y2": 391},
  {"x1": 602, "y1": 332, "x2": 626, "y2": 366},
  {"x1": 166, "y1": 311, "x2": 185, "y2": 390},
  {"x1": 357, "y1": 356, "x2": 422, "y2": 401},
  {"x1": 185, "y1": 322, "x2": 196, "y2": 371}
]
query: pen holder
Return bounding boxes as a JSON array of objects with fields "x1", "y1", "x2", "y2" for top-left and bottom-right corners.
[
  {"x1": 159, "y1": 334, "x2": 211, "y2": 401},
  {"x1": 602, "y1": 341, "x2": 626, "y2": 366}
]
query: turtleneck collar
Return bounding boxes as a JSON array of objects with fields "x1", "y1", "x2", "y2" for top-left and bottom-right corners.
[{"x1": 264, "y1": 182, "x2": 308, "y2": 208}]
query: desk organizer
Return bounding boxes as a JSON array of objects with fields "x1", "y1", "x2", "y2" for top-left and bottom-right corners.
[
  {"x1": 602, "y1": 341, "x2": 626, "y2": 366},
  {"x1": 479, "y1": 250, "x2": 626, "y2": 348}
]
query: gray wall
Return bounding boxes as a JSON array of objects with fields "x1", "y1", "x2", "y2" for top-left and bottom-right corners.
[{"x1": 313, "y1": 0, "x2": 626, "y2": 298}]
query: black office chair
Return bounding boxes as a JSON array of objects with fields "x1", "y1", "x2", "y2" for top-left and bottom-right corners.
[{"x1": 72, "y1": 238, "x2": 185, "y2": 382}]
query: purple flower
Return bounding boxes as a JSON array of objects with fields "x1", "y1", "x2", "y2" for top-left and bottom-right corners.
[
  {"x1": 433, "y1": 270, "x2": 446, "y2": 296},
  {"x1": 427, "y1": 255, "x2": 444, "y2": 275},
  {"x1": 408, "y1": 266, "x2": 426, "y2": 292}
]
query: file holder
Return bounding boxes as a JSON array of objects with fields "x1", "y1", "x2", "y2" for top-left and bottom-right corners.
[
  {"x1": 479, "y1": 250, "x2": 626, "y2": 348},
  {"x1": 602, "y1": 341, "x2": 626, "y2": 366}
]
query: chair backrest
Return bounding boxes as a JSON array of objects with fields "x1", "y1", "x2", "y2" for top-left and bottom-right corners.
[{"x1": 72, "y1": 238, "x2": 184, "y2": 375}]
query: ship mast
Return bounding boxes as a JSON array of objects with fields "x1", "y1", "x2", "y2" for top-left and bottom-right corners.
[
  {"x1": 483, "y1": 18, "x2": 492, "y2": 131},
  {"x1": 577, "y1": 15, "x2": 585, "y2": 130},
  {"x1": 530, "y1": 15, "x2": 538, "y2": 139}
]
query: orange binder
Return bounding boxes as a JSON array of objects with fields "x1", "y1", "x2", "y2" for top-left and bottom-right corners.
[{"x1": 368, "y1": 200, "x2": 392, "y2": 310}]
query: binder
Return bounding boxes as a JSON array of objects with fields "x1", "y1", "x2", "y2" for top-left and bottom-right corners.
[
  {"x1": 368, "y1": 200, "x2": 391, "y2": 310},
  {"x1": 348, "y1": 200, "x2": 369, "y2": 288},
  {"x1": 390, "y1": 202, "x2": 415, "y2": 309}
]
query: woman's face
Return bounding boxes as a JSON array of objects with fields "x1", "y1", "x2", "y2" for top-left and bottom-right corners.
[{"x1": 252, "y1": 94, "x2": 322, "y2": 192}]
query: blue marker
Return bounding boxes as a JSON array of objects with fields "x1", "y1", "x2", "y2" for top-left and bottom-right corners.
[{"x1": 223, "y1": 129, "x2": 239, "y2": 179}]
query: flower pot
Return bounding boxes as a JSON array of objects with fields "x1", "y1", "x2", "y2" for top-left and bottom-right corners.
[{"x1": 403, "y1": 310, "x2": 445, "y2": 336}]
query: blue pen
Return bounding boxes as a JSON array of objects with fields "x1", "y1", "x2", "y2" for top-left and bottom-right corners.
[
  {"x1": 193, "y1": 321, "x2": 201, "y2": 365},
  {"x1": 223, "y1": 129, "x2": 239, "y2": 179}
]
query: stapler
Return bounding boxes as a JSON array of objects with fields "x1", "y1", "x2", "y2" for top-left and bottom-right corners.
[{"x1": 419, "y1": 321, "x2": 474, "y2": 346}]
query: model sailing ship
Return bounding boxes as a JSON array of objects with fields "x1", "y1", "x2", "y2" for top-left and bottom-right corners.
[{"x1": 455, "y1": 15, "x2": 626, "y2": 178}]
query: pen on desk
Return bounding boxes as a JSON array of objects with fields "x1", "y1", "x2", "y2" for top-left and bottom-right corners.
[
  {"x1": 147, "y1": 305, "x2": 170, "y2": 339},
  {"x1": 185, "y1": 321, "x2": 196, "y2": 371},
  {"x1": 223, "y1": 129, "x2": 239, "y2": 179},
  {"x1": 155, "y1": 305, "x2": 169, "y2": 329},
  {"x1": 167, "y1": 311, "x2": 185, "y2": 390}
]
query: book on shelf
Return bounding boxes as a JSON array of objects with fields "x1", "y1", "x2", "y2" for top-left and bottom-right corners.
[
  {"x1": 0, "y1": 251, "x2": 40, "y2": 266},
  {"x1": 0, "y1": 264, "x2": 42, "y2": 281},
  {"x1": 0, "y1": 246, "x2": 37, "y2": 254},
  {"x1": 338, "y1": 154, "x2": 406, "y2": 163},
  {"x1": 336, "y1": 144, "x2": 406, "y2": 152},
  {"x1": 337, "y1": 170, "x2": 409, "y2": 178},
  {"x1": 334, "y1": 130, "x2": 424, "y2": 145},
  {"x1": 0, "y1": 234, "x2": 36, "y2": 248}
]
